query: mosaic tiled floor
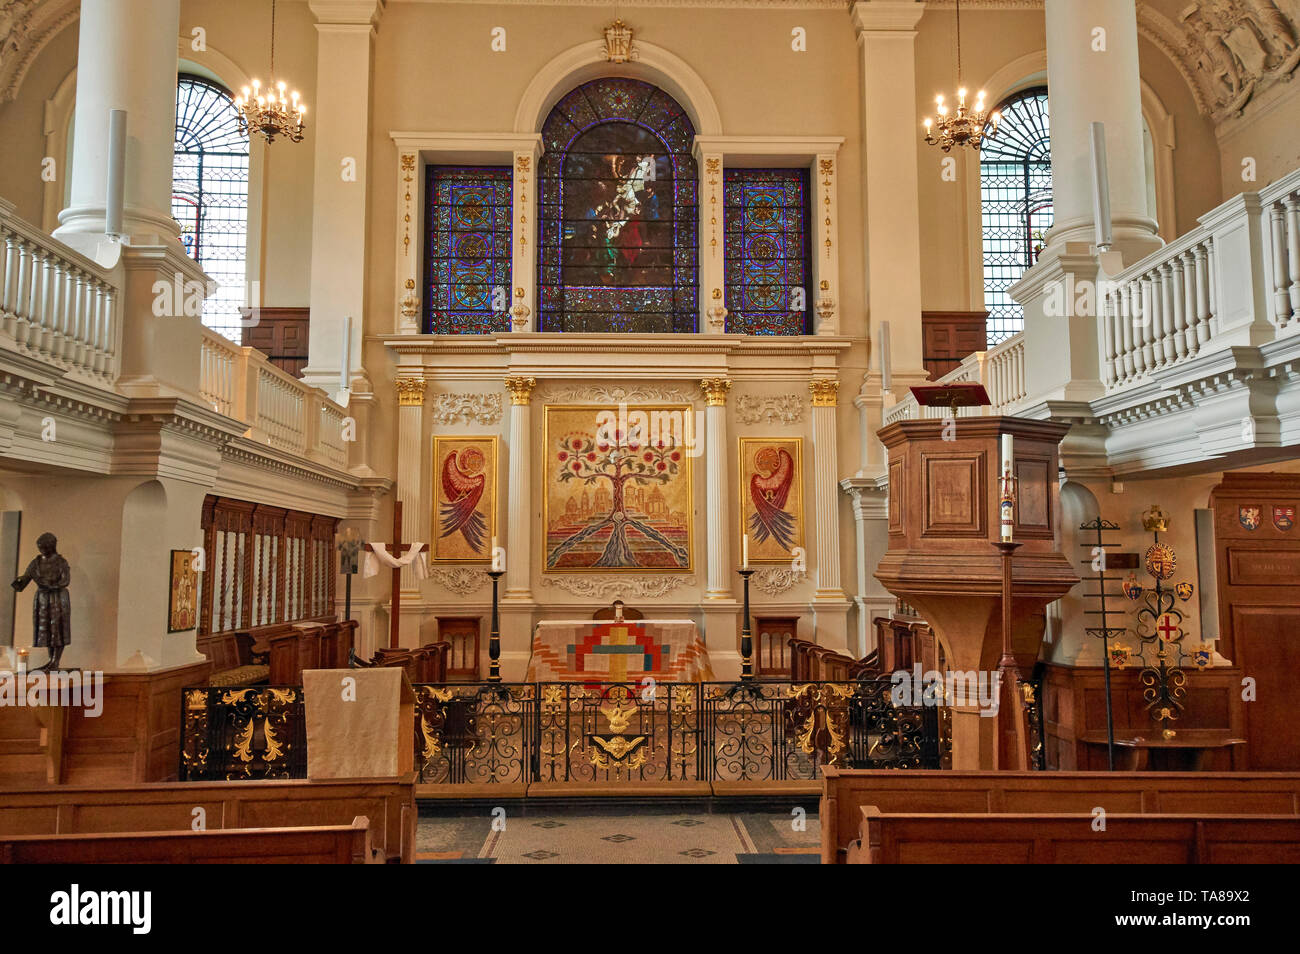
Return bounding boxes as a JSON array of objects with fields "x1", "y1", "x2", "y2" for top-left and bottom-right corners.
[{"x1": 416, "y1": 806, "x2": 821, "y2": 864}]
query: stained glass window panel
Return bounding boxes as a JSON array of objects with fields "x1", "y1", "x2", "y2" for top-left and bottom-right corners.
[
  {"x1": 172, "y1": 75, "x2": 250, "y2": 342},
  {"x1": 980, "y1": 88, "x2": 1052, "y2": 345},
  {"x1": 424, "y1": 166, "x2": 513, "y2": 335},
  {"x1": 538, "y1": 78, "x2": 698, "y2": 333},
  {"x1": 723, "y1": 168, "x2": 812, "y2": 336}
]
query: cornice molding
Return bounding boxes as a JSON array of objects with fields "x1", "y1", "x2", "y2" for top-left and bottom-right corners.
[{"x1": 0, "y1": 0, "x2": 78, "y2": 104}]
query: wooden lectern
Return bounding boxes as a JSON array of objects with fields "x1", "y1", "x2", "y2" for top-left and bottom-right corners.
[
  {"x1": 302, "y1": 668, "x2": 415, "y2": 779},
  {"x1": 875, "y1": 416, "x2": 1079, "y2": 770}
]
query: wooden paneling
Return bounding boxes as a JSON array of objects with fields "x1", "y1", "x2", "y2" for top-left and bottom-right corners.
[
  {"x1": 1041, "y1": 663, "x2": 1246, "y2": 771},
  {"x1": 0, "y1": 817, "x2": 377, "y2": 864},
  {"x1": 241, "y1": 306, "x2": 309, "y2": 378},
  {"x1": 922, "y1": 311, "x2": 988, "y2": 380},
  {"x1": 1210, "y1": 473, "x2": 1300, "y2": 770},
  {"x1": 0, "y1": 776, "x2": 415, "y2": 862},
  {"x1": 820, "y1": 768, "x2": 1300, "y2": 862},
  {"x1": 853, "y1": 809, "x2": 1300, "y2": 864},
  {"x1": 436, "y1": 617, "x2": 481, "y2": 680},
  {"x1": 922, "y1": 453, "x2": 986, "y2": 537}
]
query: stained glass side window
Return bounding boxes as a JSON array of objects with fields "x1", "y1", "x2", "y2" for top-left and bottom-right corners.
[
  {"x1": 538, "y1": 77, "x2": 698, "y2": 333},
  {"x1": 424, "y1": 166, "x2": 513, "y2": 335},
  {"x1": 172, "y1": 75, "x2": 250, "y2": 341},
  {"x1": 980, "y1": 88, "x2": 1052, "y2": 345},
  {"x1": 723, "y1": 169, "x2": 812, "y2": 336}
]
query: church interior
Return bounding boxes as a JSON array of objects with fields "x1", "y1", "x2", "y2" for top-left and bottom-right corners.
[{"x1": 1, "y1": 0, "x2": 1299, "y2": 886}]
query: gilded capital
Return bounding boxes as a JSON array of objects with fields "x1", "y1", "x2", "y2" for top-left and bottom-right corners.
[
  {"x1": 809, "y1": 378, "x2": 839, "y2": 407},
  {"x1": 504, "y1": 375, "x2": 537, "y2": 406},
  {"x1": 700, "y1": 377, "x2": 732, "y2": 406},
  {"x1": 396, "y1": 377, "x2": 425, "y2": 407}
]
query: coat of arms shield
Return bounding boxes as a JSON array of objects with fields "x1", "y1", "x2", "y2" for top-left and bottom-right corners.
[
  {"x1": 1239, "y1": 505, "x2": 1262, "y2": 530},
  {"x1": 1273, "y1": 506, "x2": 1295, "y2": 531}
]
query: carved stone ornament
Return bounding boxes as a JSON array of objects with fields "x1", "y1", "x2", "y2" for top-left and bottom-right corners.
[
  {"x1": 751, "y1": 567, "x2": 807, "y2": 596},
  {"x1": 603, "y1": 18, "x2": 639, "y2": 63},
  {"x1": 541, "y1": 575, "x2": 693, "y2": 599},
  {"x1": 430, "y1": 392, "x2": 504, "y2": 426},
  {"x1": 1169, "y1": 0, "x2": 1300, "y2": 117},
  {"x1": 809, "y1": 378, "x2": 839, "y2": 407},
  {"x1": 700, "y1": 377, "x2": 732, "y2": 406},
  {"x1": 735, "y1": 393, "x2": 804, "y2": 426},
  {"x1": 429, "y1": 566, "x2": 488, "y2": 595},
  {"x1": 538, "y1": 383, "x2": 702, "y2": 404},
  {"x1": 396, "y1": 377, "x2": 426, "y2": 407}
]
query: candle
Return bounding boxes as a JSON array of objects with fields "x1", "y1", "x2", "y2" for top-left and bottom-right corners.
[
  {"x1": 999, "y1": 434, "x2": 1015, "y2": 542},
  {"x1": 491, "y1": 536, "x2": 503, "y2": 572},
  {"x1": 742, "y1": 533, "x2": 750, "y2": 569}
]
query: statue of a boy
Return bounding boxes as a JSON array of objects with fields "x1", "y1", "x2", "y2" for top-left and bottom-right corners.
[{"x1": 11, "y1": 532, "x2": 72, "y2": 671}]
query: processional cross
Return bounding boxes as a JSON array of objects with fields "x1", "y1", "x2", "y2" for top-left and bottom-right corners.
[{"x1": 365, "y1": 500, "x2": 426, "y2": 649}]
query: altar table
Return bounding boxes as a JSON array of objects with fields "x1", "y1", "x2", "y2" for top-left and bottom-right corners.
[{"x1": 525, "y1": 619, "x2": 715, "y2": 683}]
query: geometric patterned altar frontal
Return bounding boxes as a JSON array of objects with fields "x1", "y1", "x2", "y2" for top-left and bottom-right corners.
[{"x1": 526, "y1": 621, "x2": 715, "y2": 683}]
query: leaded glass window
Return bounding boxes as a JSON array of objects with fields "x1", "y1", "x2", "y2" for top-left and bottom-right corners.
[
  {"x1": 538, "y1": 78, "x2": 698, "y2": 333},
  {"x1": 172, "y1": 75, "x2": 250, "y2": 341},
  {"x1": 980, "y1": 87, "x2": 1051, "y2": 345},
  {"x1": 423, "y1": 166, "x2": 513, "y2": 334},
  {"x1": 723, "y1": 168, "x2": 812, "y2": 336}
]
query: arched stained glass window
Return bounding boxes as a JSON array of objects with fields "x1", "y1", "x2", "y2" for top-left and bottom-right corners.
[
  {"x1": 424, "y1": 166, "x2": 513, "y2": 334},
  {"x1": 980, "y1": 87, "x2": 1051, "y2": 345},
  {"x1": 724, "y1": 168, "x2": 812, "y2": 335},
  {"x1": 538, "y1": 78, "x2": 698, "y2": 333},
  {"x1": 172, "y1": 75, "x2": 251, "y2": 341}
]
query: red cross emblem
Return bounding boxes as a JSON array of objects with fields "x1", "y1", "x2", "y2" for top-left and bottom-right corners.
[{"x1": 1157, "y1": 614, "x2": 1180, "y2": 641}]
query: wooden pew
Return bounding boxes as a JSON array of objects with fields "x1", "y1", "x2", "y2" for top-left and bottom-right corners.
[
  {"x1": 820, "y1": 768, "x2": 1300, "y2": 863},
  {"x1": 0, "y1": 815, "x2": 379, "y2": 864},
  {"x1": 268, "y1": 620, "x2": 358, "y2": 685},
  {"x1": 854, "y1": 808, "x2": 1300, "y2": 864},
  {"x1": 0, "y1": 775, "x2": 416, "y2": 863}
]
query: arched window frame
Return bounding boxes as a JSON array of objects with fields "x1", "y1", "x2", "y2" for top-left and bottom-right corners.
[
  {"x1": 172, "y1": 73, "x2": 251, "y2": 340},
  {"x1": 979, "y1": 86, "x2": 1052, "y2": 345}
]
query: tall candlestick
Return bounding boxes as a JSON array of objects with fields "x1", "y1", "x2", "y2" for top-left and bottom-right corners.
[{"x1": 999, "y1": 434, "x2": 1015, "y2": 542}]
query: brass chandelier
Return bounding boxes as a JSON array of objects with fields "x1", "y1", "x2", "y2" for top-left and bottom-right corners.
[
  {"x1": 922, "y1": 0, "x2": 1000, "y2": 152},
  {"x1": 233, "y1": 0, "x2": 306, "y2": 144}
]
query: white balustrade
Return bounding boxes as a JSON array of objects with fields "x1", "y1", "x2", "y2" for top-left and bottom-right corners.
[
  {"x1": 0, "y1": 198, "x2": 120, "y2": 384},
  {"x1": 1262, "y1": 171, "x2": 1300, "y2": 332}
]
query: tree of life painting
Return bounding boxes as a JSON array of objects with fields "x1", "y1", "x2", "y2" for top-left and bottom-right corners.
[{"x1": 544, "y1": 406, "x2": 693, "y2": 571}]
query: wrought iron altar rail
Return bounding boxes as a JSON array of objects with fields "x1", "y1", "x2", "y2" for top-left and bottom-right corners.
[{"x1": 179, "y1": 678, "x2": 945, "y2": 784}]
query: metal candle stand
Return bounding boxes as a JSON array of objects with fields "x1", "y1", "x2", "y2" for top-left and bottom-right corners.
[
  {"x1": 738, "y1": 568, "x2": 755, "y2": 681},
  {"x1": 1080, "y1": 517, "x2": 1124, "y2": 771},
  {"x1": 487, "y1": 568, "x2": 505, "y2": 683}
]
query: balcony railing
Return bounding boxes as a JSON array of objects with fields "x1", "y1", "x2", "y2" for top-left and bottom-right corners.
[
  {"x1": 0, "y1": 198, "x2": 121, "y2": 385},
  {"x1": 199, "y1": 325, "x2": 351, "y2": 470},
  {"x1": 883, "y1": 331, "x2": 1028, "y2": 426},
  {"x1": 179, "y1": 678, "x2": 946, "y2": 786}
]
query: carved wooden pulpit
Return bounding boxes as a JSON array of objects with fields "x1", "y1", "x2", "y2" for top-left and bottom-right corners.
[{"x1": 875, "y1": 416, "x2": 1079, "y2": 770}]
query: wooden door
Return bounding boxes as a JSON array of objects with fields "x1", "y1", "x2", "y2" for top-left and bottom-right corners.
[{"x1": 1211, "y1": 472, "x2": 1300, "y2": 770}]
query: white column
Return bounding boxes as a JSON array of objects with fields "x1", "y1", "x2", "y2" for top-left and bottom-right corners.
[
  {"x1": 1043, "y1": 0, "x2": 1161, "y2": 260},
  {"x1": 396, "y1": 376, "x2": 425, "y2": 592},
  {"x1": 511, "y1": 146, "x2": 542, "y2": 331},
  {"x1": 809, "y1": 379, "x2": 843, "y2": 599},
  {"x1": 302, "y1": 0, "x2": 385, "y2": 393},
  {"x1": 852, "y1": 1, "x2": 926, "y2": 377},
  {"x1": 504, "y1": 376, "x2": 536, "y2": 597},
  {"x1": 54, "y1": 0, "x2": 182, "y2": 252},
  {"x1": 841, "y1": 481, "x2": 893, "y2": 658},
  {"x1": 702, "y1": 378, "x2": 732, "y2": 598},
  {"x1": 695, "y1": 147, "x2": 726, "y2": 332},
  {"x1": 813, "y1": 153, "x2": 841, "y2": 335}
]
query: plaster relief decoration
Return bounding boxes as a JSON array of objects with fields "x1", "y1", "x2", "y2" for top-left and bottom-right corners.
[
  {"x1": 431, "y1": 392, "x2": 504, "y2": 426},
  {"x1": 739, "y1": 437, "x2": 805, "y2": 563},
  {"x1": 432, "y1": 436, "x2": 498, "y2": 563},
  {"x1": 544, "y1": 404, "x2": 694, "y2": 571},
  {"x1": 429, "y1": 566, "x2": 488, "y2": 595},
  {"x1": 735, "y1": 393, "x2": 804, "y2": 426},
  {"x1": 541, "y1": 575, "x2": 694, "y2": 600},
  {"x1": 603, "y1": 18, "x2": 639, "y2": 63},
  {"x1": 0, "y1": 0, "x2": 78, "y2": 103},
  {"x1": 1145, "y1": 0, "x2": 1300, "y2": 118},
  {"x1": 538, "y1": 383, "x2": 701, "y2": 405},
  {"x1": 751, "y1": 567, "x2": 808, "y2": 597}
]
